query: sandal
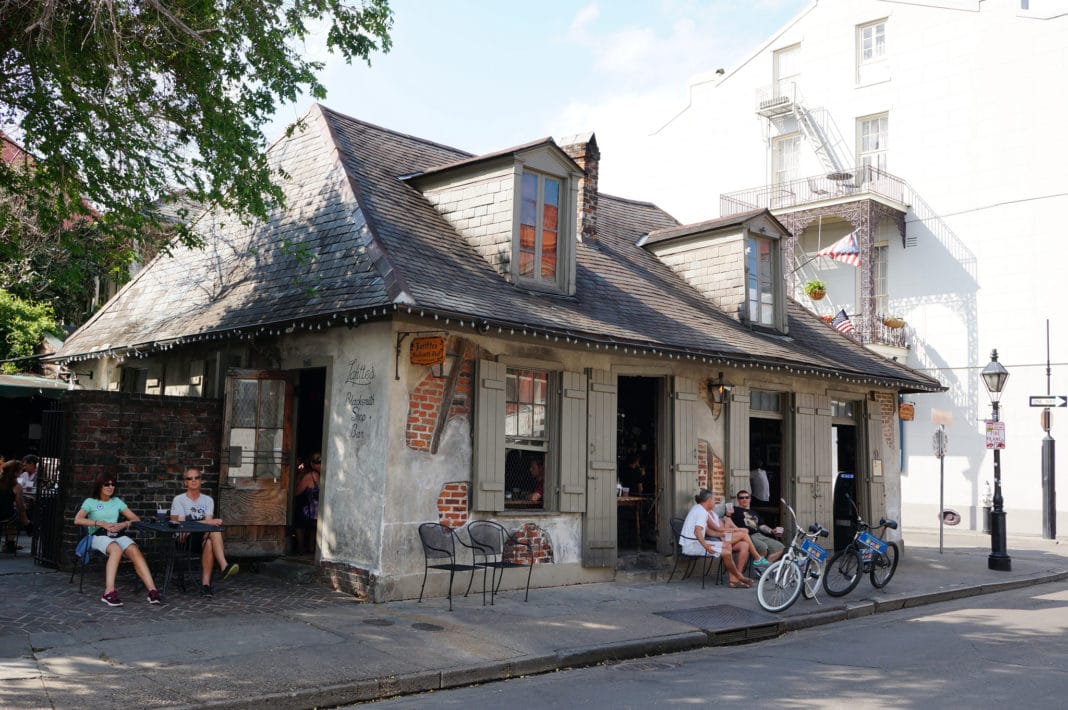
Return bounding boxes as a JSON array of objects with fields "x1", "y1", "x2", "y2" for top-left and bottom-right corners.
[{"x1": 727, "y1": 579, "x2": 750, "y2": 588}]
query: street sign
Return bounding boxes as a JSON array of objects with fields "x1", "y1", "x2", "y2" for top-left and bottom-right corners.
[
  {"x1": 932, "y1": 428, "x2": 949, "y2": 458},
  {"x1": 1029, "y1": 395, "x2": 1067, "y2": 407},
  {"x1": 985, "y1": 420, "x2": 1006, "y2": 450}
]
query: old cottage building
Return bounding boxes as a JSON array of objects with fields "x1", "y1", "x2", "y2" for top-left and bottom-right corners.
[{"x1": 52, "y1": 105, "x2": 940, "y2": 601}]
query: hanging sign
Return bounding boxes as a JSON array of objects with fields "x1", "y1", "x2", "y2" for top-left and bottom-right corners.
[
  {"x1": 899, "y1": 402, "x2": 915, "y2": 421},
  {"x1": 410, "y1": 336, "x2": 446, "y2": 366},
  {"x1": 984, "y1": 420, "x2": 1006, "y2": 450}
]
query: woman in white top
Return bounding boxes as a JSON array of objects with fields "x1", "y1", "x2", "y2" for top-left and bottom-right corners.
[{"x1": 679, "y1": 490, "x2": 752, "y2": 588}]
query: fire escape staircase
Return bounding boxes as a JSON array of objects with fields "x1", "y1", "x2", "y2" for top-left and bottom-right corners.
[{"x1": 792, "y1": 102, "x2": 847, "y2": 178}]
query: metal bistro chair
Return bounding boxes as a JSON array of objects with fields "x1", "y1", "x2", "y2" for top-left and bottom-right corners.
[
  {"x1": 417, "y1": 522, "x2": 485, "y2": 611},
  {"x1": 667, "y1": 516, "x2": 721, "y2": 589},
  {"x1": 465, "y1": 520, "x2": 534, "y2": 604}
]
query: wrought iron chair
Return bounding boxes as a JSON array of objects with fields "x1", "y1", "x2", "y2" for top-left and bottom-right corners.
[
  {"x1": 465, "y1": 520, "x2": 534, "y2": 604},
  {"x1": 667, "y1": 516, "x2": 721, "y2": 589},
  {"x1": 417, "y1": 522, "x2": 484, "y2": 610}
]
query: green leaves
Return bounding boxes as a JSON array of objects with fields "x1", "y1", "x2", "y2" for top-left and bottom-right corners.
[
  {"x1": 0, "y1": 0, "x2": 393, "y2": 250},
  {"x1": 0, "y1": 289, "x2": 63, "y2": 373}
]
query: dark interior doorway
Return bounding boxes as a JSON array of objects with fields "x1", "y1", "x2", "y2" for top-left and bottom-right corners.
[
  {"x1": 616, "y1": 377, "x2": 658, "y2": 552},
  {"x1": 749, "y1": 418, "x2": 783, "y2": 527},
  {"x1": 831, "y1": 424, "x2": 858, "y2": 550},
  {"x1": 291, "y1": 367, "x2": 326, "y2": 557}
]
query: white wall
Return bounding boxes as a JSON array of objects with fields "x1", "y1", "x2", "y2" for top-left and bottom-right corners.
[{"x1": 652, "y1": 0, "x2": 1068, "y2": 535}]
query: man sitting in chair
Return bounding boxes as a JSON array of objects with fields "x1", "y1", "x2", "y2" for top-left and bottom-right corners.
[{"x1": 170, "y1": 467, "x2": 239, "y2": 597}]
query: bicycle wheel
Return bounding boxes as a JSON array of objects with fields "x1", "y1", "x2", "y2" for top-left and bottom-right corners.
[
  {"x1": 870, "y1": 541, "x2": 900, "y2": 588},
  {"x1": 756, "y1": 559, "x2": 803, "y2": 613},
  {"x1": 801, "y1": 557, "x2": 825, "y2": 600},
  {"x1": 823, "y1": 548, "x2": 863, "y2": 597}
]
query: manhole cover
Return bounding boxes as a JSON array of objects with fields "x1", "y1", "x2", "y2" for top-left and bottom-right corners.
[
  {"x1": 411, "y1": 622, "x2": 443, "y2": 631},
  {"x1": 363, "y1": 618, "x2": 394, "y2": 626},
  {"x1": 656, "y1": 604, "x2": 776, "y2": 632},
  {"x1": 611, "y1": 660, "x2": 680, "y2": 672}
]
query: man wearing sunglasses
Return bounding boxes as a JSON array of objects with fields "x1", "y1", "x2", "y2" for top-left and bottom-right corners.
[
  {"x1": 729, "y1": 490, "x2": 785, "y2": 563},
  {"x1": 170, "y1": 467, "x2": 238, "y2": 597}
]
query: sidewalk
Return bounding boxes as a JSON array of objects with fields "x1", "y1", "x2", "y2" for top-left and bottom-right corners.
[{"x1": 2, "y1": 529, "x2": 1066, "y2": 709}]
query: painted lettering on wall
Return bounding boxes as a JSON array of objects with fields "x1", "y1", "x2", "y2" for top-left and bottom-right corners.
[{"x1": 343, "y1": 358, "x2": 377, "y2": 439}]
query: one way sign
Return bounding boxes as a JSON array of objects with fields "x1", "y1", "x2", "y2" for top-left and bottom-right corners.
[{"x1": 1030, "y1": 395, "x2": 1068, "y2": 407}]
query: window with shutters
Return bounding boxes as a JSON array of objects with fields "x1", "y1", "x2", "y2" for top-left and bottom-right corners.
[{"x1": 504, "y1": 367, "x2": 554, "y2": 510}]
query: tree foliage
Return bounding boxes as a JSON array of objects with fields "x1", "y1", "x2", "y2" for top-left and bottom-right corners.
[
  {"x1": 0, "y1": 289, "x2": 63, "y2": 373},
  {"x1": 0, "y1": 0, "x2": 393, "y2": 250}
]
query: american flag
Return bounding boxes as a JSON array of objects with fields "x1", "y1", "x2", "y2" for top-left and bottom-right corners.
[
  {"x1": 816, "y1": 231, "x2": 862, "y2": 267},
  {"x1": 830, "y1": 309, "x2": 856, "y2": 334}
]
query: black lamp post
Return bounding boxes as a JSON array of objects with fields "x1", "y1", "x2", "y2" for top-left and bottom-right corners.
[{"x1": 981, "y1": 349, "x2": 1011, "y2": 571}]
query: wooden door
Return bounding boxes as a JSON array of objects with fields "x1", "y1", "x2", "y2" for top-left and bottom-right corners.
[
  {"x1": 219, "y1": 368, "x2": 293, "y2": 556},
  {"x1": 582, "y1": 369, "x2": 616, "y2": 567},
  {"x1": 672, "y1": 377, "x2": 699, "y2": 514}
]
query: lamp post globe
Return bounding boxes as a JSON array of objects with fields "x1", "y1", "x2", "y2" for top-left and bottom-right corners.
[{"x1": 982, "y1": 349, "x2": 1011, "y2": 571}]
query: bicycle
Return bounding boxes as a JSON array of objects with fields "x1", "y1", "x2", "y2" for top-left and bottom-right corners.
[
  {"x1": 822, "y1": 494, "x2": 900, "y2": 597},
  {"x1": 756, "y1": 499, "x2": 830, "y2": 613}
]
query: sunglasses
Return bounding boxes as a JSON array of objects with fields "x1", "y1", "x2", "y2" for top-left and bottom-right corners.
[
  {"x1": 185, "y1": 476, "x2": 202, "y2": 481},
  {"x1": 103, "y1": 481, "x2": 116, "y2": 486},
  {"x1": 737, "y1": 495, "x2": 750, "y2": 499}
]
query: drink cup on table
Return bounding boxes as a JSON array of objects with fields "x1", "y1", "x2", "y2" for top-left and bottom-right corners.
[{"x1": 156, "y1": 508, "x2": 169, "y2": 523}]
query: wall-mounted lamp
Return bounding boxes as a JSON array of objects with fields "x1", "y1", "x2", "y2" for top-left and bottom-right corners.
[{"x1": 707, "y1": 372, "x2": 733, "y2": 419}]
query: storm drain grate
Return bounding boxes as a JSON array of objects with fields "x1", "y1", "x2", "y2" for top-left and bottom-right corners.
[{"x1": 656, "y1": 604, "x2": 781, "y2": 644}]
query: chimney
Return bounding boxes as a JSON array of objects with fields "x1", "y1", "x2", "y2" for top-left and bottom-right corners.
[{"x1": 559, "y1": 133, "x2": 599, "y2": 244}]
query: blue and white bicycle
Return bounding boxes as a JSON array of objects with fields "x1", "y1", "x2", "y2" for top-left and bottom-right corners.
[
  {"x1": 822, "y1": 494, "x2": 900, "y2": 597},
  {"x1": 755, "y1": 499, "x2": 830, "y2": 613}
]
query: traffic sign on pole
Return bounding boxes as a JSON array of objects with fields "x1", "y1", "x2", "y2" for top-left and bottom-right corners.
[{"x1": 1030, "y1": 395, "x2": 1067, "y2": 407}]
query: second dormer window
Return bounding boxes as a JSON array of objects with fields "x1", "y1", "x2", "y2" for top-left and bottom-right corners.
[{"x1": 519, "y1": 171, "x2": 561, "y2": 284}]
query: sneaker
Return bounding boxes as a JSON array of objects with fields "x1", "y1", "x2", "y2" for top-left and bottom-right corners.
[
  {"x1": 147, "y1": 589, "x2": 161, "y2": 604},
  {"x1": 222, "y1": 562, "x2": 240, "y2": 581},
  {"x1": 201, "y1": 584, "x2": 214, "y2": 598},
  {"x1": 753, "y1": 557, "x2": 771, "y2": 568},
  {"x1": 101, "y1": 591, "x2": 123, "y2": 607}
]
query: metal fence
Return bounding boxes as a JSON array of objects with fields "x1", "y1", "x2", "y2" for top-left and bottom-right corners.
[{"x1": 721, "y1": 165, "x2": 907, "y2": 216}]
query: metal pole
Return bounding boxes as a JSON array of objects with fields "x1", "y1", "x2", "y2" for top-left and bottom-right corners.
[
  {"x1": 989, "y1": 398, "x2": 1011, "y2": 571},
  {"x1": 1043, "y1": 434, "x2": 1056, "y2": 539},
  {"x1": 939, "y1": 424, "x2": 945, "y2": 554}
]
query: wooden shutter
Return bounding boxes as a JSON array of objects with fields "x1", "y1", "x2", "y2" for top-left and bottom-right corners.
[
  {"x1": 582, "y1": 369, "x2": 617, "y2": 567},
  {"x1": 794, "y1": 393, "x2": 832, "y2": 530},
  {"x1": 864, "y1": 401, "x2": 887, "y2": 524},
  {"x1": 672, "y1": 377, "x2": 700, "y2": 515},
  {"x1": 559, "y1": 370, "x2": 588, "y2": 513},
  {"x1": 727, "y1": 386, "x2": 751, "y2": 496},
  {"x1": 473, "y1": 359, "x2": 507, "y2": 511}
]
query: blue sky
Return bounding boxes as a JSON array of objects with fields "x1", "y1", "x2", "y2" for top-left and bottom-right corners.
[{"x1": 268, "y1": 0, "x2": 810, "y2": 215}]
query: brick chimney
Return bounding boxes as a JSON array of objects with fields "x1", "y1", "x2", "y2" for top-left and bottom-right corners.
[{"x1": 558, "y1": 133, "x2": 599, "y2": 244}]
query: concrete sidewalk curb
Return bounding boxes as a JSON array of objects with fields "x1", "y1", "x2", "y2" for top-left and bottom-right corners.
[{"x1": 188, "y1": 568, "x2": 1068, "y2": 710}]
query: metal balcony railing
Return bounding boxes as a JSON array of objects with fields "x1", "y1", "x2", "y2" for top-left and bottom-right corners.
[
  {"x1": 720, "y1": 165, "x2": 908, "y2": 216},
  {"x1": 756, "y1": 81, "x2": 797, "y2": 116},
  {"x1": 820, "y1": 312, "x2": 908, "y2": 349}
]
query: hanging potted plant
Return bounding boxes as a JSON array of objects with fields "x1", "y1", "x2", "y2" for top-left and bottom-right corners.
[
  {"x1": 804, "y1": 279, "x2": 826, "y2": 301},
  {"x1": 883, "y1": 315, "x2": 906, "y2": 329}
]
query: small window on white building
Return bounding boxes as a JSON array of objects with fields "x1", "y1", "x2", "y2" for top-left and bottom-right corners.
[
  {"x1": 772, "y1": 133, "x2": 800, "y2": 192},
  {"x1": 773, "y1": 44, "x2": 801, "y2": 103},
  {"x1": 856, "y1": 20, "x2": 888, "y2": 84},
  {"x1": 873, "y1": 243, "x2": 888, "y2": 316},
  {"x1": 858, "y1": 113, "x2": 888, "y2": 176}
]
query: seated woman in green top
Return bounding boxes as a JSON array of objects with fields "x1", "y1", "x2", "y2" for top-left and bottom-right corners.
[{"x1": 73, "y1": 473, "x2": 161, "y2": 607}]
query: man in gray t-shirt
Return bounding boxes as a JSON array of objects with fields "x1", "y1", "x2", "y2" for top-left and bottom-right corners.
[{"x1": 170, "y1": 467, "x2": 239, "y2": 597}]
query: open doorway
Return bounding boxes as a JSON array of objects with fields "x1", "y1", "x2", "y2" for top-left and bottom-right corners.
[
  {"x1": 616, "y1": 377, "x2": 659, "y2": 554},
  {"x1": 291, "y1": 367, "x2": 326, "y2": 557},
  {"x1": 831, "y1": 423, "x2": 858, "y2": 550},
  {"x1": 749, "y1": 418, "x2": 784, "y2": 527}
]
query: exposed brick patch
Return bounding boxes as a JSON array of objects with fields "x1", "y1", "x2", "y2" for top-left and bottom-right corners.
[
  {"x1": 319, "y1": 560, "x2": 374, "y2": 601},
  {"x1": 437, "y1": 482, "x2": 469, "y2": 528},
  {"x1": 405, "y1": 345, "x2": 474, "y2": 451},
  {"x1": 508, "y1": 522, "x2": 554, "y2": 564},
  {"x1": 696, "y1": 440, "x2": 726, "y2": 497},
  {"x1": 697, "y1": 439, "x2": 709, "y2": 490},
  {"x1": 711, "y1": 452, "x2": 726, "y2": 497},
  {"x1": 875, "y1": 391, "x2": 897, "y2": 448}
]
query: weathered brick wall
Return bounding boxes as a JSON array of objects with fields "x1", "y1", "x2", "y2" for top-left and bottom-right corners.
[
  {"x1": 508, "y1": 522, "x2": 554, "y2": 564},
  {"x1": 405, "y1": 345, "x2": 473, "y2": 451},
  {"x1": 320, "y1": 560, "x2": 374, "y2": 600},
  {"x1": 436, "y1": 482, "x2": 469, "y2": 528},
  {"x1": 875, "y1": 391, "x2": 897, "y2": 448},
  {"x1": 58, "y1": 391, "x2": 222, "y2": 568},
  {"x1": 697, "y1": 440, "x2": 726, "y2": 497}
]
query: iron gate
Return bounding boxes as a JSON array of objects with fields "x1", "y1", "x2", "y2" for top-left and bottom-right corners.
[{"x1": 32, "y1": 408, "x2": 65, "y2": 567}]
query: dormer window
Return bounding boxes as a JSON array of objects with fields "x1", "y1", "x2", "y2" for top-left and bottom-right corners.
[
  {"x1": 745, "y1": 234, "x2": 779, "y2": 328},
  {"x1": 519, "y1": 171, "x2": 561, "y2": 283}
]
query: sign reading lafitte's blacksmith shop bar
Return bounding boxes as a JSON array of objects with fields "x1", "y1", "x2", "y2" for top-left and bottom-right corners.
[{"x1": 410, "y1": 336, "x2": 446, "y2": 366}]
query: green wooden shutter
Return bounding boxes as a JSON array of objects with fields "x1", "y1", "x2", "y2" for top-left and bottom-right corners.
[
  {"x1": 473, "y1": 359, "x2": 506, "y2": 512},
  {"x1": 583, "y1": 369, "x2": 617, "y2": 567},
  {"x1": 793, "y1": 393, "x2": 832, "y2": 530},
  {"x1": 559, "y1": 370, "x2": 588, "y2": 513},
  {"x1": 864, "y1": 401, "x2": 887, "y2": 524}
]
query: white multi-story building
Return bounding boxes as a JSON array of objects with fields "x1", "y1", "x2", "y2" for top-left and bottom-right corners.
[{"x1": 652, "y1": 0, "x2": 1068, "y2": 535}]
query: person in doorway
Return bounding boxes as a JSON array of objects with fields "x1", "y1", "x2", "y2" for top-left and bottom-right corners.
[
  {"x1": 749, "y1": 459, "x2": 770, "y2": 504},
  {"x1": 680, "y1": 490, "x2": 751, "y2": 588},
  {"x1": 294, "y1": 453, "x2": 321, "y2": 554},
  {"x1": 1, "y1": 460, "x2": 30, "y2": 553},
  {"x1": 527, "y1": 457, "x2": 545, "y2": 504},
  {"x1": 730, "y1": 490, "x2": 785, "y2": 563},
  {"x1": 74, "y1": 473, "x2": 161, "y2": 606},
  {"x1": 17, "y1": 454, "x2": 38, "y2": 531},
  {"x1": 619, "y1": 453, "x2": 649, "y2": 495},
  {"x1": 170, "y1": 467, "x2": 238, "y2": 597}
]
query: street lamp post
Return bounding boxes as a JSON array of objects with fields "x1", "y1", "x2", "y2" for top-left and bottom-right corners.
[{"x1": 981, "y1": 349, "x2": 1011, "y2": 572}]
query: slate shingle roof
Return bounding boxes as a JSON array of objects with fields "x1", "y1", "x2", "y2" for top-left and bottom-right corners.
[{"x1": 56, "y1": 104, "x2": 941, "y2": 393}]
